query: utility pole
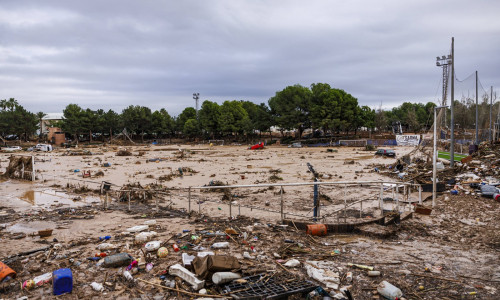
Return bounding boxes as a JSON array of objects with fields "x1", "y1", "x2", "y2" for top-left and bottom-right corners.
[
  {"x1": 433, "y1": 106, "x2": 448, "y2": 207},
  {"x1": 193, "y1": 93, "x2": 200, "y2": 116},
  {"x1": 490, "y1": 86, "x2": 493, "y2": 142},
  {"x1": 450, "y1": 37, "x2": 455, "y2": 167},
  {"x1": 475, "y1": 71, "x2": 479, "y2": 145}
]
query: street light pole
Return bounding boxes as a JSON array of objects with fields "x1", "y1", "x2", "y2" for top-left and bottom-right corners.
[
  {"x1": 433, "y1": 105, "x2": 448, "y2": 207},
  {"x1": 450, "y1": 37, "x2": 455, "y2": 167},
  {"x1": 193, "y1": 93, "x2": 200, "y2": 117}
]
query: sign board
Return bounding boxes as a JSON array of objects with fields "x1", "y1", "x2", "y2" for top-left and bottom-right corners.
[{"x1": 396, "y1": 135, "x2": 421, "y2": 146}]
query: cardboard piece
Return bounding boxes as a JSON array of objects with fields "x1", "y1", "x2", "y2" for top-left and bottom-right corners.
[{"x1": 192, "y1": 255, "x2": 240, "y2": 279}]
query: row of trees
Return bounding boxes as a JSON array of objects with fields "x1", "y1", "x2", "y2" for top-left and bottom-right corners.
[
  {"x1": 2, "y1": 83, "x2": 496, "y2": 142},
  {"x1": 0, "y1": 98, "x2": 40, "y2": 142}
]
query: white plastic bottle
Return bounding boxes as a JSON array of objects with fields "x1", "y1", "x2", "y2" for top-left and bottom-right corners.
[
  {"x1": 211, "y1": 242, "x2": 229, "y2": 249},
  {"x1": 377, "y1": 281, "x2": 402, "y2": 300},
  {"x1": 212, "y1": 272, "x2": 242, "y2": 284},
  {"x1": 123, "y1": 270, "x2": 134, "y2": 281}
]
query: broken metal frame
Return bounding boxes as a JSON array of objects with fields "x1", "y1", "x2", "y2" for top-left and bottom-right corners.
[
  {"x1": 188, "y1": 181, "x2": 422, "y2": 222},
  {"x1": 26, "y1": 173, "x2": 422, "y2": 222}
]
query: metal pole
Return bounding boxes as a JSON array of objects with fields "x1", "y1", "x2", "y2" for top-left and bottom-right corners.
[
  {"x1": 418, "y1": 185, "x2": 422, "y2": 205},
  {"x1": 188, "y1": 187, "x2": 191, "y2": 213},
  {"x1": 490, "y1": 86, "x2": 493, "y2": 142},
  {"x1": 343, "y1": 183, "x2": 347, "y2": 222},
  {"x1": 31, "y1": 155, "x2": 35, "y2": 181},
  {"x1": 450, "y1": 37, "x2": 455, "y2": 167},
  {"x1": 280, "y1": 185, "x2": 284, "y2": 222},
  {"x1": 433, "y1": 108, "x2": 437, "y2": 207},
  {"x1": 476, "y1": 70, "x2": 479, "y2": 145},
  {"x1": 379, "y1": 183, "x2": 383, "y2": 210},
  {"x1": 313, "y1": 180, "x2": 318, "y2": 221}
]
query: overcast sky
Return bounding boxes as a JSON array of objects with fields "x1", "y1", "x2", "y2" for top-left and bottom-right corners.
[{"x1": 1, "y1": 0, "x2": 499, "y2": 116}]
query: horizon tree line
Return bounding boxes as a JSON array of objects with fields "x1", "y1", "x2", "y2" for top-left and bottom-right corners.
[{"x1": 2, "y1": 83, "x2": 495, "y2": 143}]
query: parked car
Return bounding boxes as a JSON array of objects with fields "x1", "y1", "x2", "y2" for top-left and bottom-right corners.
[{"x1": 375, "y1": 149, "x2": 396, "y2": 157}]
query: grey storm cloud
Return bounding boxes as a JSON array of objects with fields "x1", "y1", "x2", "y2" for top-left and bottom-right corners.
[{"x1": 1, "y1": 0, "x2": 500, "y2": 115}]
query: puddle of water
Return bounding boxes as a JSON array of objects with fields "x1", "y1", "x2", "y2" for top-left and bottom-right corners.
[
  {"x1": 6, "y1": 221, "x2": 55, "y2": 234},
  {"x1": 20, "y1": 189, "x2": 102, "y2": 208}
]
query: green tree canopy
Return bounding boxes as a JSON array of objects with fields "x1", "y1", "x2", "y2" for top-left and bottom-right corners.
[
  {"x1": 268, "y1": 84, "x2": 311, "y2": 137},
  {"x1": 199, "y1": 101, "x2": 221, "y2": 139},
  {"x1": 121, "y1": 105, "x2": 152, "y2": 141}
]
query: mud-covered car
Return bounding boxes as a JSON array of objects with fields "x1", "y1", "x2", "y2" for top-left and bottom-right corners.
[{"x1": 375, "y1": 149, "x2": 396, "y2": 157}]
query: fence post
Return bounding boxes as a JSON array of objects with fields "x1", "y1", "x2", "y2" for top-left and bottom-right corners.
[
  {"x1": 418, "y1": 185, "x2": 422, "y2": 205},
  {"x1": 379, "y1": 183, "x2": 383, "y2": 210},
  {"x1": 280, "y1": 185, "x2": 284, "y2": 222},
  {"x1": 188, "y1": 187, "x2": 191, "y2": 213},
  {"x1": 344, "y1": 184, "x2": 347, "y2": 223},
  {"x1": 128, "y1": 191, "x2": 131, "y2": 211},
  {"x1": 31, "y1": 155, "x2": 35, "y2": 181}
]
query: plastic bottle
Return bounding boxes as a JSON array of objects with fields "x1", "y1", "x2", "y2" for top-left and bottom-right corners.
[
  {"x1": 123, "y1": 270, "x2": 134, "y2": 281},
  {"x1": 346, "y1": 272, "x2": 353, "y2": 282},
  {"x1": 377, "y1": 281, "x2": 403, "y2": 300},
  {"x1": 126, "y1": 225, "x2": 149, "y2": 233},
  {"x1": 102, "y1": 253, "x2": 133, "y2": 268},
  {"x1": 91, "y1": 282, "x2": 104, "y2": 292},
  {"x1": 95, "y1": 253, "x2": 107, "y2": 258},
  {"x1": 144, "y1": 220, "x2": 157, "y2": 226},
  {"x1": 126, "y1": 260, "x2": 138, "y2": 271},
  {"x1": 212, "y1": 272, "x2": 242, "y2": 284},
  {"x1": 172, "y1": 244, "x2": 180, "y2": 252},
  {"x1": 368, "y1": 271, "x2": 381, "y2": 277},
  {"x1": 22, "y1": 272, "x2": 53, "y2": 289},
  {"x1": 135, "y1": 231, "x2": 157, "y2": 243},
  {"x1": 98, "y1": 236, "x2": 111, "y2": 241},
  {"x1": 144, "y1": 241, "x2": 162, "y2": 252},
  {"x1": 211, "y1": 242, "x2": 229, "y2": 249},
  {"x1": 97, "y1": 243, "x2": 116, "y2": 250}
]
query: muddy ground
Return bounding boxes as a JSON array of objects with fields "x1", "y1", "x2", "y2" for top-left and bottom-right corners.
[{"x1": 0, "y1": 144, "x2": 499, "y2": 299}]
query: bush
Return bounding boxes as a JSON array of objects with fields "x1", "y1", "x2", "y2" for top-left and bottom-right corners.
[{"x1": 365, "y1": 144, "x2": 376, "y2": 151}]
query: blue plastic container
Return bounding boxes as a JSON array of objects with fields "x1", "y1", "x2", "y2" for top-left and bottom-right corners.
[{"x1": 53, "y1": 268, "x2": 73, "y2": 295}]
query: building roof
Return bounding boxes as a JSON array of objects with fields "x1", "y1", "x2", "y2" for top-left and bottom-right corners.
[{"x1": 42, "y1": 113, "x2": 64, "y2": 120}]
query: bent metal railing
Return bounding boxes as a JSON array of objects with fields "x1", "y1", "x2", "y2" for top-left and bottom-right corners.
[{"x1": 187, "y1": 181, "x2": 422, "y2": 222}]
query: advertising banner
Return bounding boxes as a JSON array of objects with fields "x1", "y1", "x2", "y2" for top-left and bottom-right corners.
[{"x1": 396, "y1": 135, "x2": 420, "y2": 146}]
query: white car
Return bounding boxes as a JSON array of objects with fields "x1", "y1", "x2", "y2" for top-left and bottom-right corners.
[
  {"x1": 1, "y1": 146, "x2": 22, "y2": 152},
  {"x1": 35, "y1": 144, "x2": 52, "y2": 151}
]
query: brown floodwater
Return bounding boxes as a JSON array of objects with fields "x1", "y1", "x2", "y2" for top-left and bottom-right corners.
[{"x1": 20, "y1": 189, "x2": 102, "y2": 208}]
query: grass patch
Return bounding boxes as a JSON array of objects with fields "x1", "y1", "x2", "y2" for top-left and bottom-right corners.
[{"x1": 438, "y1": 151, "x2": 468, "y2": 161}]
